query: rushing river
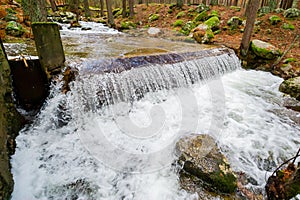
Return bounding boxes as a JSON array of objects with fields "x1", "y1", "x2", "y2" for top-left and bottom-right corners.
[{"x1": 8, "y1": 22, "x2": 300, "y2": 199}]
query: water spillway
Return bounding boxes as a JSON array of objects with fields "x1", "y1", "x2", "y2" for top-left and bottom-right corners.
[{"x1": 10, "y1": 23, "x2": 300, "y2": 199}]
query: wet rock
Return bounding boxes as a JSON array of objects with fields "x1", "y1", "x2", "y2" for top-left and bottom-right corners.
[
  {"x1": 250, "y1": 39, "x2": 282, "y2": 60},
  {"x1": 147, "y1": 27, "x2": 161, "y2": 36},
  {"x1": 283, "y1": 8, "x2": 300, "y2": 19},
  {"x1": 269, "y1": 15, "x2": 282, "y2": 25},
  {"x1": 5, "y1": 21, "x2": 24, "y2": 37},
  {"x1": 279, "y1": 76, "x2": 300, "y2": 101},
  {"x1": 176, "y1": 134, "x2": 237, "y2": 194}
]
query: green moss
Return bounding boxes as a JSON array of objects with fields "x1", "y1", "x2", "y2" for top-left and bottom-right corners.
[
  {"x1": 176, "y1": 11, "x2": 186, "y2": 19},
  {"x1": 227, "y1": 16, "x2": 243, "y2": 29},
  {"x1": 204, "y1": 16, "x2": 220, "y2": 31},
  {"x1": 251, "y1": 40, "x2": 282, "y2": 60},
  {"x1": 269, "y1": 15, "x2": 282, "y2": 25},
  {"x1": 168, "y1": 9, "x2": 173, "y2": 14},
  {"x1": 120, "y1": 21, "x2": 137, "y2": 29},
  {"x1": 180, "y1": 21, "x2": 196, "y2": 35},
  {"x1": 229, "y1": 6, "x2": 241, "y2": 12},
  {"x1": 5, "y1": 21, "x2": 24, "y2": 37},
  {"x1": 208, "y1": 10, "x2": 219, "y2": 18},
  {"x1": 193, "y1": 10, "x2": 207, "y2": 22},
  {"x1": 282, "y1": 23, "x2": 295, "y2": 30},
  {"x1": 283, "y1": 58, "x2": 296, "y2": 63},
  {"x1": 173, "y1": 20, "x2": 184, "y2": 27},
  {"x1": 5, "y1": 8, "x2": 16, "y2": 14},
  {"x1": 149, "y1": 14, "x2": 160, "y2": 22},
  {"x1": 210, "y1": 171, "x2": 237, "y2": 194}
]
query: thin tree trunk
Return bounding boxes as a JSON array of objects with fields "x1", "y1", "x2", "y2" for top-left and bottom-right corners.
[
  {"x1": 105, "y1": 0, "x2": 115, "y2": 28},
  {"x1": 122, "y1": 0, "x2": 127, "y2": 18},
  {"x1": 38, "y1": 0, "x2": 47, "y2": 21},
  {"x1": 240, "y1": 0, "x2": 260, "y2": 57},
  {"x1": 50, "y1": 0, "x2": 57, "y2": 12},
  {"x1": 129, "y1": 0, "x2": 134, "y2": 18},
  {"x1": 99, "y1": 0, "x2": 104, "y2": 17},
  {"x1": 84, "y1": 0, "x2": 91, "y2": 18}
]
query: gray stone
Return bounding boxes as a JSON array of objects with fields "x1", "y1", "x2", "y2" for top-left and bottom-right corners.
[
  {"x1": 250, "y1": 39, "x2": 282, "y2": 60},
  {"x1": 279, "y1": 77, "x2": 300, "y2": 100},
  {"x1": 147, "y1": 27, "x2": 161, "y2": 36},
  {"x1": 284, "y1": 8, "x2": 300, "y2": 19}
]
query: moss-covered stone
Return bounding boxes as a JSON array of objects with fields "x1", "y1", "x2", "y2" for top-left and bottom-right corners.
[
  {"x1": 279, "y1": 77, "x2": 300, "y2": 100},
  {"x1": 176, "y1": 11, "x2": 186, "y2": 19},
  {"x1": 148, "y1": 13, "x2": 160, "y2": 22},
  {"x1": 282, "y1": 23, "x2": 295, "y2": 30},
  {"x1": 176, "y1": 134, "x2": 237, "y2": 194},
  {"x1": 173, "y1": 20, "x2": 184, "y2": 27},
  {"x1": 4, "y1": 13, "x2": 18, "y2": 22},
  {"x1": 196, "y1": 3, "x2": 210, "y2": 13},
  {"x1": 283, "y1": 8, "x2": 300, "y2": 19},
  {"x1": 229, "y1": 6, "x2": 241, "y2": 12},
  {"x1": 180, "y1": 21, "x2": 196, "y2": 35},
  {"x1": 250, "y1": 39, "x2": 282, "y2": 60},
  {"x1": 204, "y1": 16, "x2": 220, "y2": 31},
  {"x1": 227, "y1": 16, "x2": 243, "y2": 30},
  {"x1": 120, "y1": 21, "x2": 137, "y2": 29},
  {"x1": 283, "y1": 58, "x2": 297, "y2": 64},
  {"x1": 259, "y1": 6, "x2": 272, "y2": 14},
  {"x1": 269, "y1": 15, "x2": 282, "y2": 25},
  {"x1": 193, "y1": 10, "x2": 207, "y2": 22},
  {"x1": 5, "y1": 21, "x2": 24, "y2": 37},
  {"x1": 208, "y1": 10, "x2": 219, "y2": 18}
]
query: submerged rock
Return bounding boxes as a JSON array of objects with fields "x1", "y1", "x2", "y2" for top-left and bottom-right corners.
[
  {"x1": 250, "y1": 39, "x2": 282, "y2": 60},
  {"x1": 279, "y1": 76, "x2": 300, "y2": 101},
  {"x1": 176, "y1": 134, "x2": 237, "y2": 195}
]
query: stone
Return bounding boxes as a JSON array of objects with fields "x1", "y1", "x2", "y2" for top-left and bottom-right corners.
[
  {"x1": 208, "y1": 10, "x2": 219, "y2": 19},
  {"x1": 279, "y1": 77, "x2": 300, "y2": 100},
  {"x1": 120, "y1": 21, "x2": 136, "y2": 29},
  {"x1": 259, "y1": 6, "x2": 271, "y2": 14},
  {"x1": 176, "y1": 134, "x2": 237, "y2": 194},
  {"x1": 4, "y1": 13, "x2": 18, "y2": 22},
  {"x1": 176, "y1": 11, "x2": 186, "y2": 19},
  {"x1": 65, "y1": 11, "x2": 76, "y2": 20},
  {"x1": 193, "y1": 10, "x2": 207, "y2": 22},
  {"x1": 196, "y1": 3, "x2": 210, "y2": 13},
  {"x1": 282, "y1": 23, "x2": 295, "y2": 30},
  {"x1": 173, "y1": 20, "x2": 184, "y2": 27},
  {"x1": 269, "y1": 15, "x2": 282, "y2": 25},
  {"x1": 227, "y1": 16, "x2": 243, "y2": 29},
  {"x1": 204, "y1": 16, "x2": 220, "y2": 31},
  {"x1": 147, "y1": 27, "x2": 161, "y2": 36},
  {"x1": 284, "y1": 8, "x2": 300, "y2": 19},
  {"x1": 5, "y1": 21, "x2": 24, "y2": 37},
  {"x1": 250, "y1": 39, "x2": 282, "y2": 60},
  {"x1": 148, "y1": 14, "x2": 159, "y2": 22},
  {"x1": 180, "y1": 21, "x2": 196, "y2": 35}
]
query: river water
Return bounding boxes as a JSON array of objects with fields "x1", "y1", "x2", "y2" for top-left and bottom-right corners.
[{"x1": 8, "y1": 22, "x2": 300, "y2": 199}]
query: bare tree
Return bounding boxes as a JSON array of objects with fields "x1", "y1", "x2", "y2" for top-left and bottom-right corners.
[
  {"x1": 83, "y1": 0, "x2": 91, "y2": 18},
  {"x1": 129, "y1": 0, "x2": 134, "y2": 18},
  {"x1": 240, "y1": 0, "x2": 260, "y2": 57},
  {"x1": 106, "y1": 0, "x2": 115, "y2": 27},
  {"x1": 122, "y1": 0, "x2": 127, "y2": 17},
  {"x1": 50, "y1": 0, "x2": 57, "y2": 12},
  {"x1": 99, "y1": 0, "x2": 104, "y2": 17}
]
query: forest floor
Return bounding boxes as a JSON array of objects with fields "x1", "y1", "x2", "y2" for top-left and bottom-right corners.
[{"x1": 0, "y1": 2, "x2": 299, "y2": 79}]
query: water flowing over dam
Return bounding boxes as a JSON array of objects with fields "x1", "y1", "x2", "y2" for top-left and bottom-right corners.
[{"x1": 9, "y1": 22, "x2": 300, "y2": 199}]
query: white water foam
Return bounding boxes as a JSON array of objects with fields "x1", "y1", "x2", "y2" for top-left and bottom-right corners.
[{"x1": 11, "y1": 69, "x2": 300, "y2": 199}]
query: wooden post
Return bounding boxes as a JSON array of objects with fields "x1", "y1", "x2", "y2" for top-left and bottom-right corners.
[{"x1": 32, "y1": 22, "x2": 65, "y2": 75}]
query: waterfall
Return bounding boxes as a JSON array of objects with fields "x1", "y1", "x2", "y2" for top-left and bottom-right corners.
[{"x1": 74, "y1": 48, "x2": 240, "y2": 109}]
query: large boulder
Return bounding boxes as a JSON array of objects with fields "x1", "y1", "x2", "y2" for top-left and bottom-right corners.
[
  {"x1": 204, "y1": 16, "x2": 220, "y2": 31},
  {"x1": 279, "y1": 77, "x2": 300, "y2": 101},
  {"x1": 250, "y1": 39, "x2": 282, "y2": 60},
  {"x1": 176, "y1": 134, "x2": 237, "y2": 194},
  {"x1": 191, "y1": 24, "x2": 214, "y2": 44}
]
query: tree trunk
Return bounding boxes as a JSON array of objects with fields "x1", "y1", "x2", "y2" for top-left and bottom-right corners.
[
  {"x1": 129, "y1": 0, "x2": 134, "y2": 18},
  {"x1": 106, "y1": 0, "x2": 115, "y2": 28},
  {"x1": 122, "y1": 0, "x2": 127, "y2": 18},
  {"x1": 99, "y1": 0, "x2": 104, "y2": 17},
  {"x1": 240, "y1": 0, "x2": 260, "y2": 57},
  {"x1": 83, "y1": 0, "x2": 91, "y2": 18},
  {"x1": 50, "y1": 0, "x2": 57, "y2": 12},
  {"x1": 38, "y1": 0, "x2": 47, "y2": 21}
]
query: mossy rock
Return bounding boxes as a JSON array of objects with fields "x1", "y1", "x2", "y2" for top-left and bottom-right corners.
[
  {"x1": 5, "y1": 21, "x2": 24, "y2": 37},
  {"x1": 149, "y1": 13, "x2": 160, "y2": 22},
  {"x1": 275, "y1": 8, "x2": 284, "y2": 13},
  {"x1": 208, "y1": 10, "x2": 219, "y2": 19},
  {"x1": 5, "y1": 8, "x2": 16, "y2": 14},
  {"x1": 283, "y1": 8, "x2": 300, "y2": 19},
  {"x1": 229, "y1": 6, "x2": 241, "y2": 12},
  {"x1": 193, "y1": 10, "x2": 207, "y2": 22},
  {"x1": 167, "y1": 9, "x2": 173, "y2": 14},
  {"x1": 227, "y1": 16, "x2": 243, "y2": 29},
  {"x1": 250, "y1": 39, "x2": 282, "y2": 60},
  {"x1": 269, "y1": 15, "x2": 282, "y2": 25},
  {"x1": 173, "y1": 20, "x2": 184, "y2": 27},
  {"x1": 283, "y1": 58, "x2": 297, "y2": 64},
  {"x1": 196, "y1": 3, "x2": 210, "y2": 13},
  {"x1": 112, "y1": 8, "x2": 121, "y2": 16},
  {"x1": 176, "y1": 134, "x2": 237, "y2": 194},
  {"x1": 259, "y1": 6, "x2": 272, "y2": 14},
  {"x1": 203, "y1": 28, "x2": 214, "y2": 44},
  {"x1": 204, "y1": 16, "x2": 220, "y2": 31},
  {"x1": 176, "y1": 11, "x2": 186, "y2": 19},
  {"x1": 120, "y1": 21, "x2": 136, "y2": 29},
  {"x1": 282, "y1": 23, "x2": 295, "y2": 30},
  {"x1": 5, "y1": 13, "x2": 18, "y2": 22},
  {"x1": 180, "y1": 21, "x2": 196, "y2": 35},
  {"x1": 279, "y1": 77, "x2": 300, "y2": 100}
]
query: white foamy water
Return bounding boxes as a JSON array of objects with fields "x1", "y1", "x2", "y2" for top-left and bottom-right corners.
[{"x1": 11, "y1": 65, "x2": 300, "y2": 199}]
